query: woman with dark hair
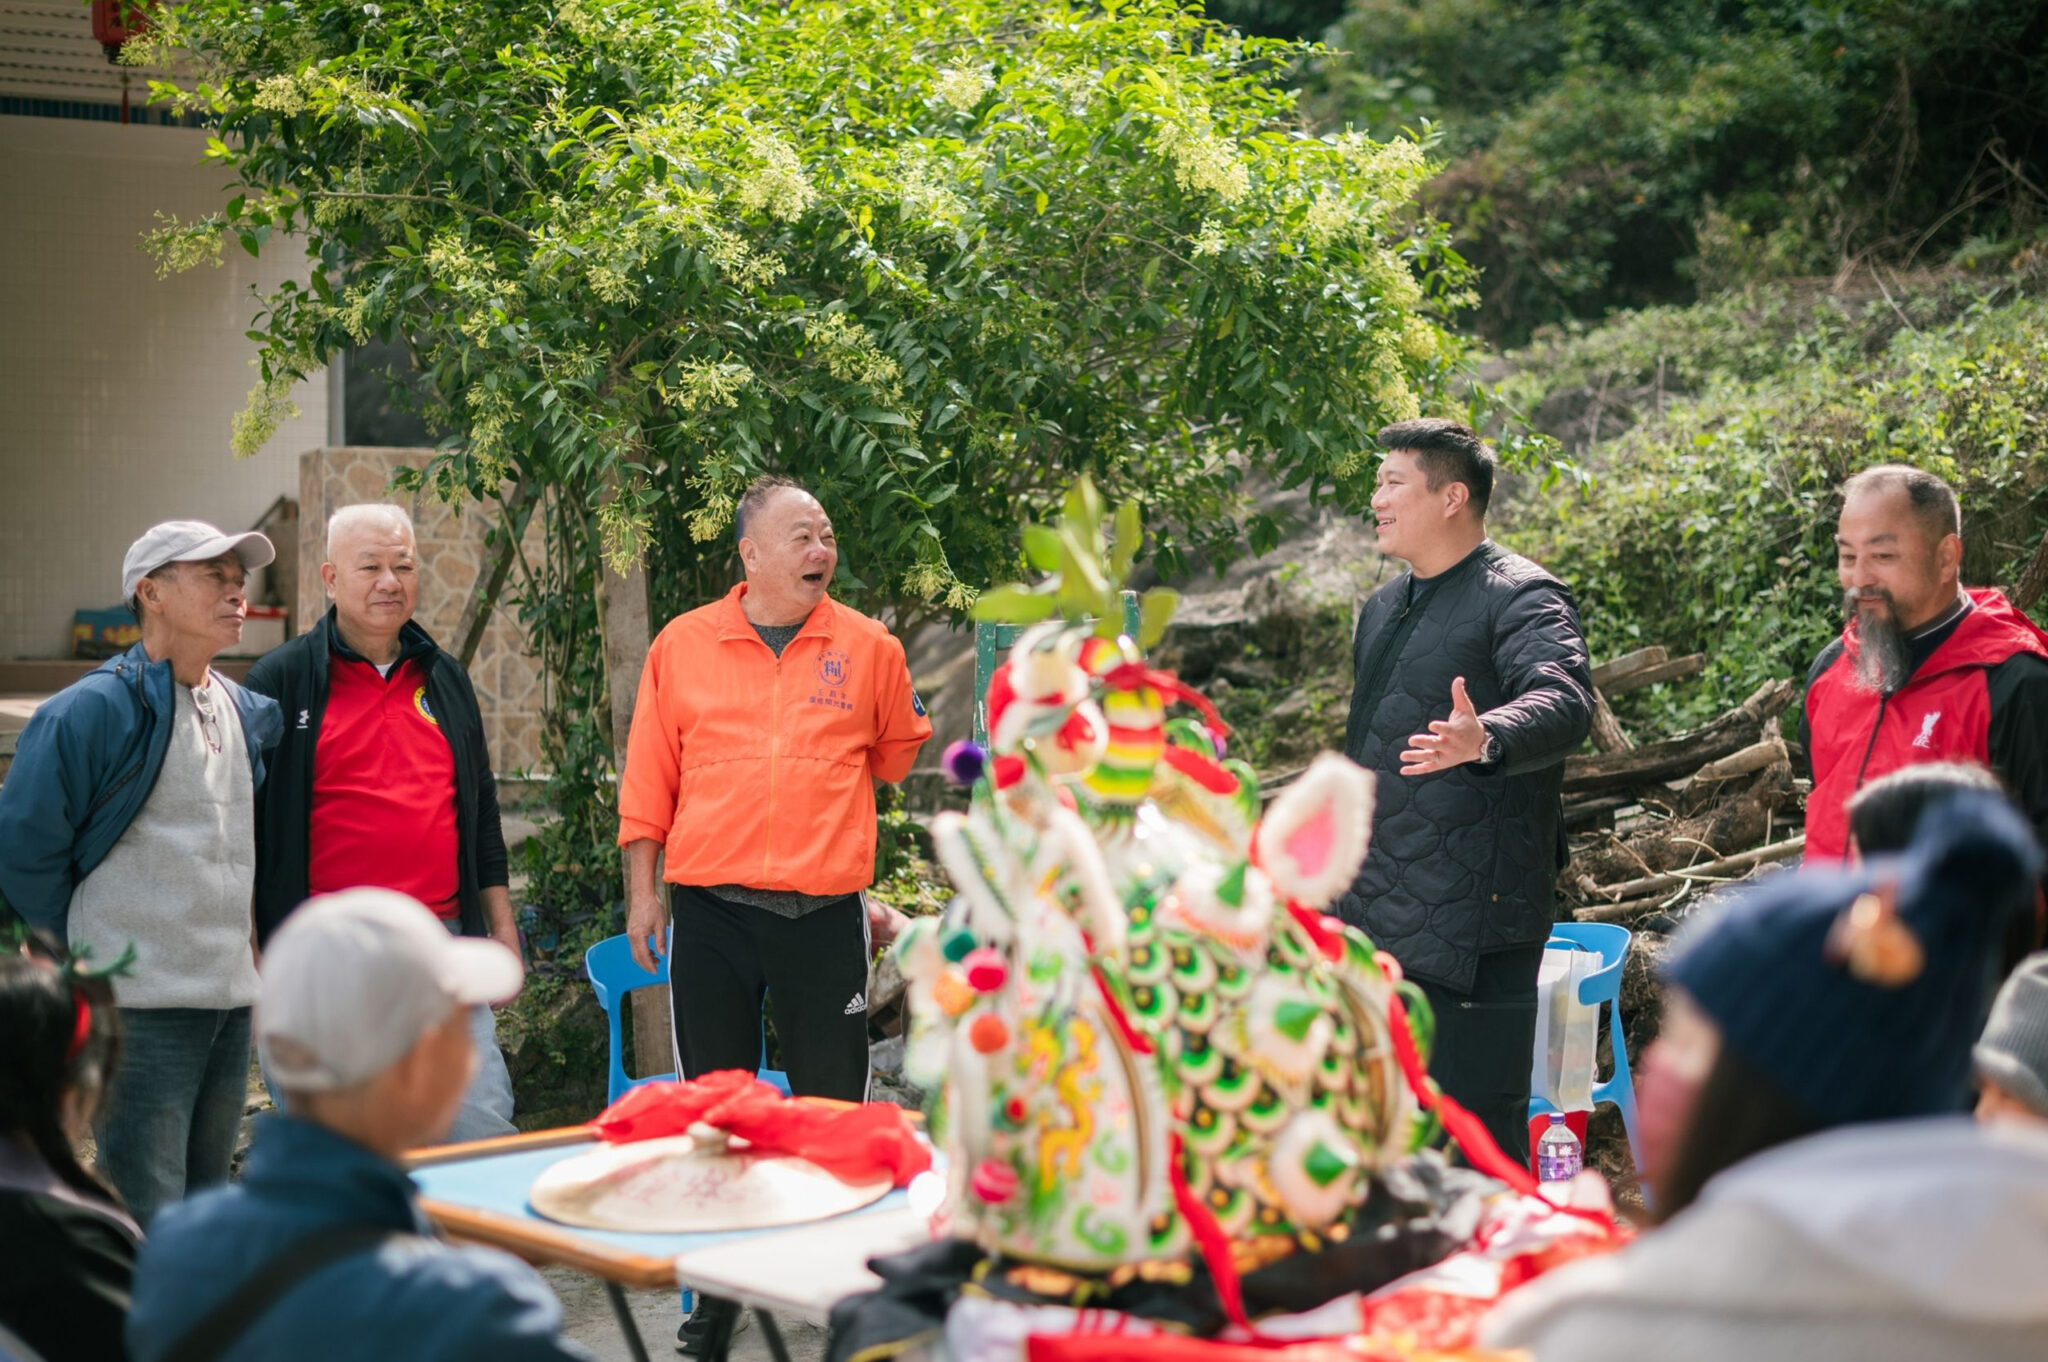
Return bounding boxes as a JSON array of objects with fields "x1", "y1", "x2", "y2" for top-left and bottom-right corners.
[
  {"x1": 0, "y1": 933, "x2": 140, "y2": 1362},
  {"x1": 1484, "y1": 790, "x2": 2048, "y2": 1360}
]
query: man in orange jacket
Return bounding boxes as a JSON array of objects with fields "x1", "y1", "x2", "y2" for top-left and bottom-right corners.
[{"x1": 619, "y1": 475, "x2": 932, "y2": 1108}]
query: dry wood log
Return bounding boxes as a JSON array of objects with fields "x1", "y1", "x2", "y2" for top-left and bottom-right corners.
[
  {"x1": 1588, "y1": 690, "x2": 1635, "y2": 752},
  {"x1": 1687, "y1": 735, "x2": 1788, "y2": 785},
  {"x1": 1563, "y1": 679, "x2": 1797, "y2": 795},
  {"x1": 1601, "y1": 654, "x2": 1706, "y2": 696},
  {"x1": 1585, "y1": 834, "x2": 1806, "y2": 902},
  {"x1": 1575, "y1": 893, "x2": 1684, "y2": 924},
  {"x1": 1563, "y1": 795, "x2": 1634, "y2": 830},
  {"x1": 1590, "y1": 647, "x2": 1668, "y2": 690}
]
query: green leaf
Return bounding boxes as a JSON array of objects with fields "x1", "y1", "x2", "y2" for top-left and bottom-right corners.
[
  {"x1": 1109, "y1": 500, "x2": 1141, "y2": 581},
  {"x1": 1021, "y1": 523, "x2": 1061, "y2": 571},
  {"x1": 1063, "y1": 476, "x2": 1103, "y2": 542},
  {"x1": 1138, "y1": 587, "x2": 1179, "y2": 649},
  {"x1": 970, "y1": 584, "x2": 1057, "y2": 625}
]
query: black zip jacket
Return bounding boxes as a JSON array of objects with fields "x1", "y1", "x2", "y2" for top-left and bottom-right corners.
[
  {"x1": 1337, "y1": 541, "x2": 1594, "y2": 993},
  {"x1": 243, "y1": 610, "x2": 508, "y2": 944}
]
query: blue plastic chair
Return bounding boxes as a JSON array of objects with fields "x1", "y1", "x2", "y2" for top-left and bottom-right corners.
[
  {"x1": 1529, "y1": 921, "x2": 1646, "y2": 1181},
  {"x1": 582, "y1": 933, "x2": 791, "y2": 1105},
  {"x1": 584, "y1": 932, "x2": 795, "y2": 1324}
]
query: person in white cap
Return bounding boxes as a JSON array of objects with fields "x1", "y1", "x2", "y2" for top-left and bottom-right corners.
[
  {"x1": 0, "y1": 519, "x2": 282, "y2": 1227},
  {"x1": 127, "y1": 888, "x2": 593, "y2": 1362}
]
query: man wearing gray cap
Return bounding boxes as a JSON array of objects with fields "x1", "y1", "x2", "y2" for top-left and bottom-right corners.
[
  {"x1": 127, "y1": 888, "x2": 591, "y2": 1362},
  {"x1": 1977, "y1": 951, "x2": 2048, "y2": 1128},
  {"x1": 0, "y1": 519, "x2": 282, "y2": 1226}
]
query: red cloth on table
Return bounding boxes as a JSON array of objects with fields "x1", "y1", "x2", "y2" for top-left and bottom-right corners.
[{"x1": 587, "y1": 1069, "x2": 931, "y2": 1186}]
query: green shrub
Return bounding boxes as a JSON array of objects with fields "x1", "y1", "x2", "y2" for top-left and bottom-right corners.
[
  {"x1": 1503, "y1": 287, "x2": 2048, "y2": 734},
  {"x1": 1309, "y1": 0, "x2": 2048, "y2": 342}
]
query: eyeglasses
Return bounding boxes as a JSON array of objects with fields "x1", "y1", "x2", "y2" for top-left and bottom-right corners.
[{"x1": 192, "y1": 685, "x2": 224, "y2": 755}]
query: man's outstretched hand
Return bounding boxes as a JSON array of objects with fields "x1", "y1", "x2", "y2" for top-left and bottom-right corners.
[{"x1": 1399, "y1": 675, "x2": 1489, "y2": 776}]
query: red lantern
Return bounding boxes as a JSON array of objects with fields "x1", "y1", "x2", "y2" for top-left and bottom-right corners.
[{"x1": 91, "y1": 0, "x2": 153, "y2": 62}]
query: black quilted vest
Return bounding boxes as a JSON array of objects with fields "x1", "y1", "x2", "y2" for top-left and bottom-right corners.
[{"x1": 1336, "y1": 541, "x2": 1592, "y2": 992}]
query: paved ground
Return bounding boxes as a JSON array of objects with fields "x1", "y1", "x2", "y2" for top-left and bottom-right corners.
[{"x1": 546, "y1": 1270, "x2": 829, "y2": 1362}]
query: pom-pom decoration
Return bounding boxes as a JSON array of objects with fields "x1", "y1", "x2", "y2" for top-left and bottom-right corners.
[{"x1": 942, "y1": 740, "x2": 988, "y2": 788}]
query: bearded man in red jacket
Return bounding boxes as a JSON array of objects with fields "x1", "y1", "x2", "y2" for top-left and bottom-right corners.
[{"x1": 1802, "y1": 464, "x2": 2048, "y2": 863}]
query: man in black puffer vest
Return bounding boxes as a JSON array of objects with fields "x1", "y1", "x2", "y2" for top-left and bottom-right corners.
[{"x1": 1338, "y1": 419, "x2": 1593, "y2": 1166}]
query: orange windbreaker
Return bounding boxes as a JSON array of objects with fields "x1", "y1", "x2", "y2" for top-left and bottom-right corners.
[{"x1": 617, "y1": 584, "x2": 933, "y2": 895}]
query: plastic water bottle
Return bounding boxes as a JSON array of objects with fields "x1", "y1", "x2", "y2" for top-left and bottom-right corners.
[{"x1": 1536, "y1": 1113, "x2": 1582, "y2": 1185}]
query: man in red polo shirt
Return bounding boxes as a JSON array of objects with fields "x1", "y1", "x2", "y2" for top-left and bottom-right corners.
[
  {"x1": 1802, "y1": 465, "x2": 2048, "y2": 866},
  {"x1": 247, "y1": 504, "x2": 520, "y2": 1142}
]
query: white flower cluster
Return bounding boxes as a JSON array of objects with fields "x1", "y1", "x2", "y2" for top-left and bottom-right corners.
[
  {"x1": 684, "y1": 471, "x2": 738, "y2": 543},
  {"x1": 587, "y1": 264, "x2": 640, "y2": 305},
  {"x1": 934, "y1": 65, "x2": 992, "y2": 113},
  {"x1": 804, "y1": 312, "x2": 902, "y2": 402},
  {"x1": 665, "y1": 358, "x2": 753, "y2": 414},
  {"x1": 144, "y1": 212, "x2": 225, "y2": 278},
  {"x1": 1154, "y1": 106, "x2": 1250, "y2": 204},
  {"x1": 902, "y1": 558, "x2": 976, "y2": 610},
  {"x1": 230, "y1": 372, "x2": 300, "y2": 460},
  {"x1": 1190, "y1": 219, "x2": 1226, "y2": 258},
  {"x1": 251, "y1": 71, "x2": 311, "y2": 116},
  {"x1": 895, "y1": 151, "x2": 969, "y2": 227},
  {"x1": 736, "y1": 130, "x2": 815, "y2": 222},
  {"x1": 462, "y1": 386, "x2": 518, "y2": 486}
]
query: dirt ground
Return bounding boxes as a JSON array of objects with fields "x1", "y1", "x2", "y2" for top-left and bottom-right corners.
[{"x1": 546, "y1": 1269, "x2": 829, "y2": 1362}]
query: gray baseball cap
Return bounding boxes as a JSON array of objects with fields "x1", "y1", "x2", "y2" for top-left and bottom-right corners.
[
  {"x1": 257, "y1": 888, "x2": 523, "y2": 1094},
  {"x1": 120, "y1": 519, "x2": 276, "y2": 604},
  {"x1": 1976, "y1": 951, "x2": 2048, "y2": 1118}
]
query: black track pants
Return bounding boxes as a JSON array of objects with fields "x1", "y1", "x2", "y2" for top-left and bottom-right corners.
[
  {"x1": 667, "y1": 885, "x2": 872, "y2": 1102},
  {"x1": 1415, "y1": 944, "x2": 1543, "y2": 1169}
]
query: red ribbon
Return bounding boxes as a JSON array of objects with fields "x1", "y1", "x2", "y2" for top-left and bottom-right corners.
[
  {"x1": 1284, "y1": 903, "x2": 1347, "y2": 964},
  {"x1": 1159, "y1": 744, "x2": 1241, "y2": 795},
  {"x1": 588, "y1": 1071, "x2": 931, "y2": 1186}
]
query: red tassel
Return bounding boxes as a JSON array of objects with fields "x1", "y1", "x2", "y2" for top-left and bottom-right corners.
[
  {"x1": 1168, "y1": 1132, "x2": 1252, "y2": 1331},
  {"x1": 1099, "y1": 662, "x2": 1231, "y2": 738}
]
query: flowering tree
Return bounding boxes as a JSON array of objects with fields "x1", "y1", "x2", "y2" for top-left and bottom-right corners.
[{"x1": 141, "y1": 0, "x2": 1457, "y2": 916}]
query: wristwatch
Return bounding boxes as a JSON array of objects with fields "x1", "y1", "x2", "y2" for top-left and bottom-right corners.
[{"x1": 1477, "y1": 724, "x2": 1502, "y2": 767}]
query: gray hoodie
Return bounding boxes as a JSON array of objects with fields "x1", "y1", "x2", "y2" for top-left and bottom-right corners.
[{"x1": 1483, "y1": 1117, "x2": 2048, "y2": 1362}]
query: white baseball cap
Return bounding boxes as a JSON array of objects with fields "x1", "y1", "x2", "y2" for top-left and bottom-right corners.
[
  {"x1": 121, "y1": 519, "x2": 276, "y2": 605},
  {"x1": 257, "y1": 888, "x2": 524, "y2": 1093}
]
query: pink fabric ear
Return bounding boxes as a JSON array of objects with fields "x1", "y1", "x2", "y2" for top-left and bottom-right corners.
[{"x1": 1282, "y1": 803, "x2": 1337, "y2": 881}]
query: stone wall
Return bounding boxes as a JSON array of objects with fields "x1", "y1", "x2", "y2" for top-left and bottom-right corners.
[{"x1": 297, "y1": 447, "x2": 545, "y2": 775}]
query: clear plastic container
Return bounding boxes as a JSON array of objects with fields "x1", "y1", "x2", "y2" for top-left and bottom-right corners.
[{"x1": 1536, "y1": 1112, "x2": 1583, "y2": 1185}]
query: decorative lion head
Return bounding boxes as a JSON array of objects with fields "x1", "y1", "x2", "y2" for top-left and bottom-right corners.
[{"x1": 897, "y1": 480, "x2": 1432, "y2": 1279}]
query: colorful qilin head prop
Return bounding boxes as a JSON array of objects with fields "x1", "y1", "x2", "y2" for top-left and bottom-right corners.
[{"x1": 897, "y1": 480, "x2": 1435, "y2": 1309}]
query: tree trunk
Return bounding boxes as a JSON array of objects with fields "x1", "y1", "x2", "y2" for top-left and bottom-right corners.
[
  {"x1": 1588, "y1": 689, "x2": 1635, "y2": 753},
  {"x1": 597, "y1": 514, "x2": 672, "y2": 1079}
]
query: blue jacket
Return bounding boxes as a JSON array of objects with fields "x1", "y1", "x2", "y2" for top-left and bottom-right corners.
[
  {"x1": 0, "y1": 642, "x2": 282, "y2": 936},
  {"x1": 128, "y1": 1115, "x2": 592, "y2": 1362}
]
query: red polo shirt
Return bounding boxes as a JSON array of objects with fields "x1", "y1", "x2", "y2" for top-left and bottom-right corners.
[{"x1": 308, "y1": 655, "x2": 461, "y2": 916}]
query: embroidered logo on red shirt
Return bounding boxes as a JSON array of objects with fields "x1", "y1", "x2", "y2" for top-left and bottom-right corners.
[{"x1": 414, "y1": 686, "x2": 440, "y2": 727}]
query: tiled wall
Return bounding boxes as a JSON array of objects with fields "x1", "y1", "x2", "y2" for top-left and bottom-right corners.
[
  {"x1": 298, "y1": 448, "x2": 546, "y2": 774},
  {"x1": 0, "y1": 115, "x2": 328, "y2": 660}
]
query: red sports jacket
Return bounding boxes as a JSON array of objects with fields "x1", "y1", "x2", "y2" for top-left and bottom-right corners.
[{"x1": 1805, "y1": 588, "x2": 2048, "y2": 861}]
